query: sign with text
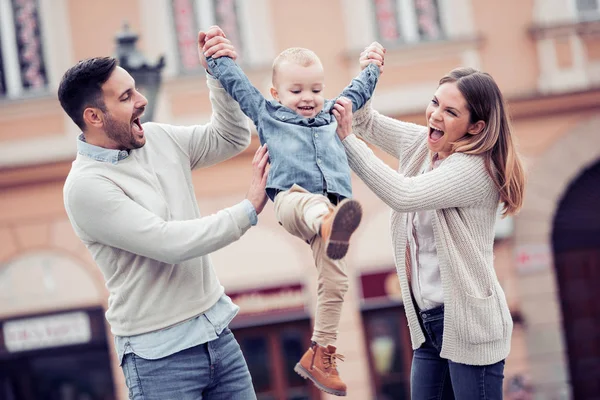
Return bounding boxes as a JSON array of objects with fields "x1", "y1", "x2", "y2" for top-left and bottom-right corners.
[
  {"x1": 515, "y1": 243, "x2": 552, "y2": 274},
  {"x1": 361, "y1": 269, "x2": 403, "y2": 303},
  {"x1": 229, "y1": 284, "x2": 306, "y2": 317},
  {"x1": 4, "y1": 311, "x2": 91, "y2": 352}
]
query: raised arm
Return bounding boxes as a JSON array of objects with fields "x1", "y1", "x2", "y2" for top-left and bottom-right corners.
[
  {"x1": 336, "y1": 63, "x2": 380, "y2": 112},
  {"x1": 350, "y1": 42, "x2": 426, "y2": 162},
  {"x1": 352, "y1": 101, "x2": 426, "y2": 162},
  {"x1": 65, "y1": 143, "x2": 269, "y2": 265},
  {"x1": 65, "y1": 176, "x2": 253, "y2": 265},
  {"x1": 333, "y1": 98, "x2": 495, "y2": 211},
  {"x1": 157, "y1": 73, "x2": 252, "y2": 170},
  {"x1": 154, "y1": 28, "x2": 253, "y2": 170},
  {"x1": 342, "y1": 134, "x2": 496, "y2": 212},
  {"x1": 205, "y1": 56, "x2": 266, "y2": 127}
]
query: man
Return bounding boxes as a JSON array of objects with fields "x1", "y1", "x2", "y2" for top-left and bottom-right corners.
[{"x1": 60, "y1": 26, "x2": 267, "y2": 399}]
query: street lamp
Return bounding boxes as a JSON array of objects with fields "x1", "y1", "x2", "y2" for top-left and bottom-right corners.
[{"x1": 115, "y1": 23, "x2": 165, "y2": 123}]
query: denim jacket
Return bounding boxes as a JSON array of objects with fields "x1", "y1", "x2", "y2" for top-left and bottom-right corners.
[{"x1": 206, "y1": 57, "x2": 380, "y2": 200}]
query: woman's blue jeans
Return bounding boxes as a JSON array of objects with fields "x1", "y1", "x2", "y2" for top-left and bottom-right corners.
[
  {"x1": 411, "y1": 305, "x2": 505, "y2": 400},
  {"x1": 121, "y1": 328, "x2": 256, "y2": 400}
]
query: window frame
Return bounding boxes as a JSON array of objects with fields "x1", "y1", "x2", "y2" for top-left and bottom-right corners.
[
  {"x1": 232, "y1": 320, "x2": 321, "y2": 399},
  {"x1": 574, "y1": 0, "x2": 600, "y2": 20},
  {"x1": 0, "y1": 0, "x2": 49, "y2": 99},
  {"x1": 361, "y1": 304, "x2": 412, "y2": 399},
  {"x1": 169, "y1": 0, "x2": 246, "y2": 75},
  {"x1": 371, "y1": 0, "x2": 445, "y2": 48}
]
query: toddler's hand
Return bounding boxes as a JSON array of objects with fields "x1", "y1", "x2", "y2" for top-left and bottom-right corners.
[
  {"x1": 197, "y1": 25, "x2": 237, "y2": 70},
  {"x1": 360, "y1": 42, "x2": 385, "y2": 74},
  {"x1": 332, "y1": 97, "x2": 353, "y2": 141}
]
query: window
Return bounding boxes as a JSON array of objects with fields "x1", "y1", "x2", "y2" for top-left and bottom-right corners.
[
  {"x1": 0, "y1": 0, "x2": 48, "y2": 98},
  {"x1": 170, "y1": 0, "x2": 245, "y2": 73},
  {"x1": 233, "y1": 320, "x2": 320, "y2": 400},
  {"x1": 362, "y1": 307, "x2": 411, "y2": 400},
  {"x1": 576, "y1": 0, "x2": 600, "y2": 19},
  {"x1": 372, "y1": 0, "x2": 444, "y2": 46}
]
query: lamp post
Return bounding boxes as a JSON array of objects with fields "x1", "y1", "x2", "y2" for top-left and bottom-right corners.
[{"x1": 115, "y1": 23, "x2": 165, "y2": 123}]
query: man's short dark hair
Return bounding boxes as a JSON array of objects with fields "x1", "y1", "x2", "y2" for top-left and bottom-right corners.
[{"x1": 58, "y1": 57, "x2": 118, "y2": 130}]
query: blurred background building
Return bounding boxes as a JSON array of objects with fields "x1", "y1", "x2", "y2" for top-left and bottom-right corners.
[{"x1": 0, "y1": 0, "x2": 599, "y2": 399}]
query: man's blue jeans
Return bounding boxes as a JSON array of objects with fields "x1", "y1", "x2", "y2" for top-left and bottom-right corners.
[
  {"x1": 121, "y1": 328, "x2": 256, "y2": 400},
  {"x1": 411, "y1": 306, "x2": 505, "y2": 400}
]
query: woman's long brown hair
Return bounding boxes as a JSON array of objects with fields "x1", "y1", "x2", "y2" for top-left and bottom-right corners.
[{"x1": 439, "y1": 67, "x2": 525, "y2": 216}]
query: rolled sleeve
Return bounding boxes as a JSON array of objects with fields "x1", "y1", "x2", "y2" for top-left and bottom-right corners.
[{"x1": 242, "y1": 199, "x2": 258, "y2": 226}]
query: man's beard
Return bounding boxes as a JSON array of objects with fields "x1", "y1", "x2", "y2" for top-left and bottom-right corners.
[{"x1": 104, "y1": 112, "x2": 145, "y2": 150}]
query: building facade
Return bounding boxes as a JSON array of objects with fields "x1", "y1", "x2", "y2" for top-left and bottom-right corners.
[{"x1": 1, "y1": 0, "x2": 599, "y2": 399}]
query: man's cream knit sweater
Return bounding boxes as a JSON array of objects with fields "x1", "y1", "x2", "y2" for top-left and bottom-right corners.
[
  {"x1": 343, "y1": 102, "x2": 512, "y2": 366},
  {"x1": 64, "y1": 76, "x2": 252, "y2": 336}
]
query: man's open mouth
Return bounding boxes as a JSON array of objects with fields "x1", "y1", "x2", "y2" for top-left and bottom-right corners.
[{"x1": 131, "y1": 117, "x2": 143, "y2": 133}]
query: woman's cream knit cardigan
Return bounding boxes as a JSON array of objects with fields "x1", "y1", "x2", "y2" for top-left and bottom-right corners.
[{"x1": 343, "y1": 102, "x2": 512, "y2": 365}]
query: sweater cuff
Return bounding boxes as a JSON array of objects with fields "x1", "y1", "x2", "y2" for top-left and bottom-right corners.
[
  {"x1": 241, "y1": 199, "x2": 258, "y2": 226},
  {"x1": 206, "y1": 71, "x2": 224, "y2": 90},
  {"x1": 228, "y1": 201, "x2": 254, "y2": 231},
  {"x1": 352, "y1": 99, "x2": 373, "y2": 128}
]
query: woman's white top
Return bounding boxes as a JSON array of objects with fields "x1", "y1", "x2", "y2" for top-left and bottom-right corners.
[{"x1": 408, "y1": 156, "x2": 444, "y2": 311}]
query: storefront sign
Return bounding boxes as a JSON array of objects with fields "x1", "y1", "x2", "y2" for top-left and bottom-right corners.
[
  {"x1": 3, "y1": 311, "x2": 91, "y2": 352},
  {"x1": 361, "y1": 269, "x2": 403, "y2": 303},
  {"x1": 515, "y1": 244, "x2": 552, "y2": 274},
  {"x1": 229, "y1": 284, "x2": 305, "y2": 317}
]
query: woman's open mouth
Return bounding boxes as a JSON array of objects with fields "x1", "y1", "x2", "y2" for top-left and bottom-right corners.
[{"x1": 429, "y1": 126, "x2": 444, "y2": 143}]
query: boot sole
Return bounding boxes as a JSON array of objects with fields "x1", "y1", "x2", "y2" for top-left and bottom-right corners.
[
  {"x1": 326, "y1": 199, "x2": 362, "y2": 260},
  {"x1": 294, "y1": 363, "x2": 347, "y2": 397}
]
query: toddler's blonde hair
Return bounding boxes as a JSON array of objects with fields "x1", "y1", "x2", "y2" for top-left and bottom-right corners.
[{"x1": 272, "y1": 47, "x2": 322, "y2": 85}]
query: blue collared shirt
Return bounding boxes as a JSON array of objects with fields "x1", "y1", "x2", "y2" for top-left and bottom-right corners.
[
  {"x1": 77, "y1": 134, "x2": 130, "y2": 164},
  {"x1": 75, "y1": 135, "x2": 248, "y2": 363},
  {"x1": 206, "y1": 57, "x2": 380, "y2": 201},
  {"x1": 114, "y1": 294, "x2": 239, "y2": 365}
]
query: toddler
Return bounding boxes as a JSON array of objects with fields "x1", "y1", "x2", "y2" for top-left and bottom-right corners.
[{"x1": 206, "y1": 47, "x2": 380, "y2": 396}]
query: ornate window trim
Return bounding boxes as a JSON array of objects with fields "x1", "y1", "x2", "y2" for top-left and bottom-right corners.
[
  {"x1": 0, "y1": 0, "x2": 48, "y2": 98},
  {"x1": 371, "y1": 0, "x2": 445, "y2": 47},
  {"x1": 170, "y1": 0, "x2": 245, "y2": 74},
  {"x1": 574, "y1": 0, "x2": 600, "y2": 20}
]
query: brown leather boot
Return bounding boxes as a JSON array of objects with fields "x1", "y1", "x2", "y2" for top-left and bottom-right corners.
[
  {"x1": 320, "y1": 199, "x2": 362, "y2": 260},
  {"x1": 294, "y1": 342, "x2": 347, "y2": 396}
]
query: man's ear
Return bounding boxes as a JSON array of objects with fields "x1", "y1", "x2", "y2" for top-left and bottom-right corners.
[
  {"x1": 468, "y1": 120, "x2": 485, "y2": 135},
  {"x1": 83, "y1": 107, "x2": 104, "y2": 129},
  {"x1": 270, "y1": 87, "x2": 279, "y2": 102}
]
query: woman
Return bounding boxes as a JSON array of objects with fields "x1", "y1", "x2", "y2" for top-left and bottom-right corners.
[{"x1": 332, "y1": 43, "x2": 525, "y2": 399}]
